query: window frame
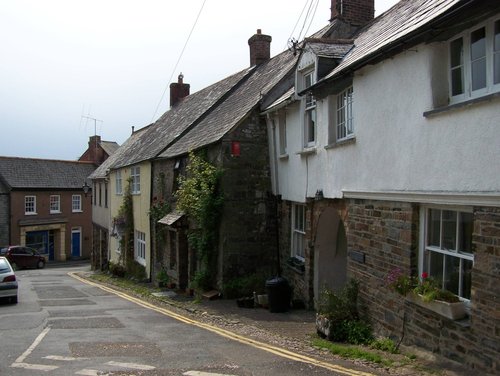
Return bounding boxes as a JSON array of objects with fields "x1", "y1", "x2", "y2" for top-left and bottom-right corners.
[
  {"x1": 291, "y1": 203, "x2": 306, "y2": 261},
  {"x1": 72, "y1": 194, "x2": 82, "y2": 212},
  {"x1": 448, "y1": 16, "x2": 500, "y2": 104},
  {"x1": 278, "y1": 112, "x2": 287, "y2": 156},
  {"x1": 419, "y1": 206, "x2": 474, "y2": 303},
  {"x1": 25, "y1": 195, "x2": 36, "y2": 215},
  {"x1": 335, "y1": 86, "x2": 354, "y2": 142},
  {"x1": 131, "y1": 166, "x2": 141, "y2": 194},
  {"x1": 49, "y1": 195, "x2": 61, "y2": 214},
  {"x1": 115, "y1": 170, "x2": 123, "y2": 195},
  {"x1": 303, "y1": 70, "x2": 317, "y2": 148},
  {"x1": 135, "y1": 230, "x2": 146, "y2": 265}
]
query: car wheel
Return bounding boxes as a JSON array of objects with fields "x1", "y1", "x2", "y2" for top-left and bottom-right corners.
[{"x1": 37, "y1": 260, "x2": 45, "y2": 269}]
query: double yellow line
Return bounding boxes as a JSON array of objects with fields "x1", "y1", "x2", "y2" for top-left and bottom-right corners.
[{"x1": 70, "y1": 272, "x2": 375, "y2": 376}]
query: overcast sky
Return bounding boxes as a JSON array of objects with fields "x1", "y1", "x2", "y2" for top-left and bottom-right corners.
[{"x1": 0, "y1": 0, "x2": 399, "y2": 160}]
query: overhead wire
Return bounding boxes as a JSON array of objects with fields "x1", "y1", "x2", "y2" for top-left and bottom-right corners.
[
  {"x1": 297, "y1": 0, "x2": 315, "y2": 41},
  {"x1": 284, "y1": 1, "x2": 310, "y2": 50},
  {"x1": 151, "y1": 0, "x2": 207, "y2": 122},
  {"x1": 303, "y1": 0, "x2": 320, "y2": 39}
]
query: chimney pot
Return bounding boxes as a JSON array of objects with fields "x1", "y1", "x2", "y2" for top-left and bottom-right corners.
[
  {"x1": 248, "y1": 29, "x2": 272, "y2": 67},
  {"x1": 170, "y1": 73, "x2": 190, "y2": 107}
]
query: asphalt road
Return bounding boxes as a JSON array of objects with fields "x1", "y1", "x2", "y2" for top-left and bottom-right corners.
[{"x1": 0, "y1": 264, "x2": 374, "y2": 376}]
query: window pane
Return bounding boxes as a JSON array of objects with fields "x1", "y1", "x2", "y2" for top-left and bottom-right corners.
[
  {"x1": 450, "y1": 38, "x2": 463, "y2": 67},
  {"x1": 458, "y1": 212, "x2": 473, "y2": 253},
  {"x1": 442, "y1": 210, "x2": 457, "y2": 250},
  {"x1": 428, "y1": 250, "x2": 444, "y2": 284},
  {"x1": 471, "y1": 27, "x2": 486, "y2": 91},
  {"x1": 471, "y1": 28, "x2": 485, "y2": 60},
  {"x1": 427, "y1": 209, "x2": 441, "y2": 247},
  {"x1": 472, "y1": 59, "x2": 487, "y2": 90},
  {"x1": 451, "y1": 68, "x2": 463, "y2": 96},
  {"x1": 307, "y1": 109, "x2": 316, "y2": 143},
  {"x1": 450, "y1": 38, "x2": 464, "y2": 96},
  {"x1": 444, "y1": 254, "x2": 460, "y2": 294}
]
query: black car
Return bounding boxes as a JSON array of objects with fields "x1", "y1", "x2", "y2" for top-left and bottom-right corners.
[{"x1": 0, "y1": 246, "x2": 46, "y2": 269}]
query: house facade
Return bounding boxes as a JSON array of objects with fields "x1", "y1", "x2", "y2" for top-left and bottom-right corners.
[
  {"x1": 90, "y1": 30, "x2": 298, "y2": 294},
  {"x1": 265, "y1": 0, "x2": 500, "y2": 372},
  {"x1": 0, "y1": 157, "x2": 95, "y2": 261}
]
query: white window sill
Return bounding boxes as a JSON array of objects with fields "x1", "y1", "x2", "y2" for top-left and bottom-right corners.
[
  {"x1": 72, "y1": 210, "x2": 83, "y2": 213},
  {"x1": 296, "y1": 147, "x2": 317, "y2": 156},
  {"x1": 25, "y1": 212, "x2": 37, "y2": 216},
  {"x1": 325, "y1": 136, "x2": 356, "y2": 149},
  {"x1": 424, "y1": 91, "x2": 500, "y2": 117},
  {"x1": 135, "y1": 257, "x2": 146, "y2": 266},
  {"x1": 279, "y1": 153, "x2": 289, "y2": 160},
  {"x1": 50, "y1": 211, "x2": 62, "y2": 214}
]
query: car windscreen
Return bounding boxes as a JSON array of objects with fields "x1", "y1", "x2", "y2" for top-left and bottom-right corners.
[{"x1": 0, "y1": 258, "x2": 11, "y2": 272}]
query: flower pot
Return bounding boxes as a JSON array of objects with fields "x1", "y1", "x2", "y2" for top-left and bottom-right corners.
[
  {"x1": 407, "y1": 293, "x2": 467, "y2": 320},
  {"x1": 316, "y1": 313, "x2": 333, "y2": 340}
]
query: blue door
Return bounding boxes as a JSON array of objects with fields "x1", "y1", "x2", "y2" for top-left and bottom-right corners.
[{"x1": 71, "y1": 230, "x2": 81, "y2": 258}]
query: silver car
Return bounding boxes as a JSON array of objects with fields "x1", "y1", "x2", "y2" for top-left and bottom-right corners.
[{"x1": 0, "y1": 256, "x2": 18, "y2": 304}]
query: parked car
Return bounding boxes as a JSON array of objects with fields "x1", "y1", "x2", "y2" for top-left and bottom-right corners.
[
  {"x1": 0, "y1": 256, "x2": 18, "y2": 303},
  {"x1": 0, "y1": 246, "x2": 46, "y2": 269}
]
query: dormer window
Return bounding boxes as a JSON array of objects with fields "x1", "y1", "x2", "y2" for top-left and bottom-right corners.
[{"x1": 303, "y1": 70, "x2": 316, "y2": 147}]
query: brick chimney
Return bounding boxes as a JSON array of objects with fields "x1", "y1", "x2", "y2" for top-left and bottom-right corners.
[
  {"x1": 248, "y1": 29, "x2": 272, "y2": 66},
  {"x1": 170, "y1": 73, "x2": 190, "y2": 107},
  {"x1": 330, "y1": 0, "x2": 374, "y2": 26}
]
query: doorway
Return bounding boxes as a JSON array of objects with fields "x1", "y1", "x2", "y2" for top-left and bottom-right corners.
[
  {"x1": 71, "y1": 228, "x2": 82, "y2": 258},
  {"x1": 313, "y1": 207, "x2": 348, "y2": 302}
]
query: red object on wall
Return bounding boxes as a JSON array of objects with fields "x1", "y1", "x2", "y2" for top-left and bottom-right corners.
[{"x1": 231, "y1": 141, "x2": 241, "y2": 157}]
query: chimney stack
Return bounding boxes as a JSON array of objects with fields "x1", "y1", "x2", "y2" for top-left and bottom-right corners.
[
  {"x1": 248, "y1": 29, "x2": 272, "y2": 66},
  {"x1": 170, "y1": 73, "x2": 190, "y2": 107},
  {"x1": 330, "y1": 0, "x2": 374, "y2": 26}
]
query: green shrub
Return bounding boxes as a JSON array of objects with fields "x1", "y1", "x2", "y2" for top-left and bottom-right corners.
[
  {"x1": 223, "y1": 273, "x2": 267, "y2": 299},
  {"x1": 156, "y1": 269, "x2": 169, "y2": 286},
  {"x1": 317, "y1": 280, "x2": 373, "y2": 345},
  {"x1": 109, "y1": 262, "x2": 126, "y2": 278},
  {"x1": 126, "y1": 261, "x2": 147, "y2": 282},
  {"x1": 345, "y1": 320, "x2": 373, "y2": 345},
  {"x1": 370, "y1": 337, "x2": 400, "y2": 354},
  {"x1": 192, "y1": 269, "x2": 212, "y2": 292}
]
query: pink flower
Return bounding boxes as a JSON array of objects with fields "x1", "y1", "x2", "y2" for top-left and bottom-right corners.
[{"x1": 422, "y1": 272, "x2": 429, "y2": 279}]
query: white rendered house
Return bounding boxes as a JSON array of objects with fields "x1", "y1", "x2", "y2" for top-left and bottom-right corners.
[{"x1": 265, "y1": 0, "x2": 500, "y2": 371}]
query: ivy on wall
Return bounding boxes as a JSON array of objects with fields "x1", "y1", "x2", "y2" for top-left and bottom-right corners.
[
  {"x1": 112, "y1": 176, "x2": 145, "y2": 280},
  {"x1": 149, "y1": 172, "x2": 170, "y2": 262},
  {"x1": 175, "y1": 151, "x2": 223, "y2": 290}
]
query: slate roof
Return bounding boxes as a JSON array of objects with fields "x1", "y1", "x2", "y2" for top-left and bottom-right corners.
[
  {"x1": 318, "y1": 0, "x2": 460, "y2": 84},
  {"x1": 100, "y1": 141, "x2": 120, "y2": 156},
  {"x1": 159, "y1": 49, "x2": 298, "y2": 158},
  {"x1": 0, "y1": 156, "x2": 96, "y2": 189},
  {"x1": 110, "y1": 68, "x2": 254, "y2": 170},
  {"x1": 305, "y1": 42, "x2": 354, "y2": 59},
  {"x1": 89, "y1": 127, "x2": 147, "y2": 179}
]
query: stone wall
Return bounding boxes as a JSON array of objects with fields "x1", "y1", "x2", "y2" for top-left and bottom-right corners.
[
  {"x1": 346, "y1": 199, "x2": 499, "y2": 373},
  {"x1": 218, "y1": 111, "x2": 278, "y2": 290},
  {"x1": 468, "y1": 206, "x2": 500, "y2": 372}
]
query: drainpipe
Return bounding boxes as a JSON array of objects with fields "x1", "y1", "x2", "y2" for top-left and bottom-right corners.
[{"x1": 267, "y1": 113, "x2": 282, "y2": 277}]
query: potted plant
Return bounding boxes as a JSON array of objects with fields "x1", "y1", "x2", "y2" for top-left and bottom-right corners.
[{"x1": 386, "y1": 269, "x2": 467, "y2": 320}]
